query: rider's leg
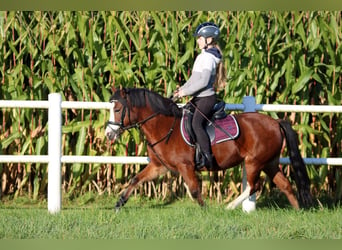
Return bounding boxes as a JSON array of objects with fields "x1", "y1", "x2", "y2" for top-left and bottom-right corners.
[{"x1": 191, "y1": 95, "x2": 216, "y2": 169}]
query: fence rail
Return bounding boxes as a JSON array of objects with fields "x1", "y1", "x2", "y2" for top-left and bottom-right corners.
[
  {"x1": 1, "y1": 155, "x2": 341, "y2": 165},
  {"x1": 0, "y1": 155, "x2": 150, "y2": 164},
  {"x1": 1, "y1": 94, "x2": 342, "y2": 213}
]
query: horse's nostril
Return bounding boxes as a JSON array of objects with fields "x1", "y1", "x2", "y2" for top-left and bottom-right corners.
[{"x1": 105, "y1": 130, "x2": 112, "y2": 139}]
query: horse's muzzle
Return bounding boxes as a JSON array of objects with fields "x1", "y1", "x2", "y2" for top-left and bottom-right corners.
[
  {"x1": 106, "y1": 129, "x2": 118, "y2": 141},
  {"x1": 105, "y1": 123, "x2": 121, "y2": 141}
]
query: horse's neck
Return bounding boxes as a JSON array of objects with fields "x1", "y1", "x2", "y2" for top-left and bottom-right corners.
[{"x1": 139, "y1": 113, "x2": 178, "y2": 142}]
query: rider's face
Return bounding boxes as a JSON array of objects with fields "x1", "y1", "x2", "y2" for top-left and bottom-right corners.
[
  {"x1": 196, "y1": 36, "x2": 213, "y2": 49},
  {"x1": 196, "y1": 36, "x2": 206, "y2": 49}
]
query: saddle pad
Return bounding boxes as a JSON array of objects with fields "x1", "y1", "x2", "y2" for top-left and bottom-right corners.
[{"x1": 180, "y1": 114, "x2": 240, "y2": 146}]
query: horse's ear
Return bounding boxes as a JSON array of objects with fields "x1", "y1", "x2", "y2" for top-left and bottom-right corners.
[
  {"x1": 120, "y1": 87, "x2": 128, "y2": 98},
  {"x1": 112, "y1": 86, "x2": 127, "y2": 95},
  {"x1": 111, "y1": 85, "x2": 125, "y2": 93}
]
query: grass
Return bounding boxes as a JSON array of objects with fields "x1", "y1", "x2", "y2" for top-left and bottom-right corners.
[{"x1": 0, "y1": 193, "x2": 342, "y2": 239}]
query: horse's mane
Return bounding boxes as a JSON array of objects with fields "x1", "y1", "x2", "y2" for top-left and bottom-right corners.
[{"x1": 111, "y1": 88, "x2": 182, "y2": 118}]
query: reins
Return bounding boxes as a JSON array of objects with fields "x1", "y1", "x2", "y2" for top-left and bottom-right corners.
[
  {"x1": 145, "y1": 116, "x2": 178, "y2": 171},
  {"x1": 106, "y1": 109, "x2": 160, "y2": 132},
  {"x1": 147, "y1": 116, "x2": 177, "y2": 147},
  {"x1": 134, "y1": 114, "x2": 178, "y2": 172}
]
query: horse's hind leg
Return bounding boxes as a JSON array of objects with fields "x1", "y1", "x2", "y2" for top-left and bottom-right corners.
[
  {"x1": 263, "y1": 160, "x2": 299, "y2": 209},
  {"x1": 226, "y1": 183, "x2": 252, "y2": 210},
  {"x1": 115, "y1": 163, "x2": 168, "y2": 211},
  {"x1": 226, "y1": 162, "x2": 260, "y2": 210}
]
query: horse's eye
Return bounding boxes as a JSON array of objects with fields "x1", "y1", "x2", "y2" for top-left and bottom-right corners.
[{"x1": 114, "y1": 109, "x2": 121, "y2": 113}]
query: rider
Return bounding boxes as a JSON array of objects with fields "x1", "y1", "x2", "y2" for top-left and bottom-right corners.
[{"x1": 173, "y1": 22, "x2": 226, "y2": 169}]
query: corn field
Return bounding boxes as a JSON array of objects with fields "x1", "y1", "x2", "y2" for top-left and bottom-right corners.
[{"x1": 0, "y1": 11, "x2": 341, "y2": 203}]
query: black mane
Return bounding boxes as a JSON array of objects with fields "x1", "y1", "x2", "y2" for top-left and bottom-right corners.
[{"x1": 111, "y1": 88, "x2": 182, "y2": 118}]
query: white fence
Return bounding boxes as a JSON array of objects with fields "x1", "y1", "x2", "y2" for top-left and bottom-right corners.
[{"x1": 0, "y1": 94, "x2": 342, "y2": 213}]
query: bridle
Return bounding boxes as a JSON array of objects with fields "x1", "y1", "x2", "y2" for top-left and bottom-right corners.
[
  {"x1": 106, "y1": 94, "x2": 177, "y2": 170},
  {"x1": 106, "y1": 99, "x2": 177, "y2": 148},
  {"x1": 106, "y1": 99, "x2": 160, "y2": 135},
  {"x1": 106, "y1": 97, "x2": 178, "y2": 170}
]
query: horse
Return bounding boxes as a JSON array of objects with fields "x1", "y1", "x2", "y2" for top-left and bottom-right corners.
[{"x1": 105, "y1": 87, "x2": 313, "y2": 211}]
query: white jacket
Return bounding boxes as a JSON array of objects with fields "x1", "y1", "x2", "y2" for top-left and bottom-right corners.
[{"x1": 179, "y1": 48, "x2": 221, "y2": 97}]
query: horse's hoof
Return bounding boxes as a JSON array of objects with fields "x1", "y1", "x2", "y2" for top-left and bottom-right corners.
[
  {"x1": 226, "y1": 202, "x2": 235, "y2": 210},
  {"x1": 114, "y1": 201, "x2": 122, "y2": 213}
]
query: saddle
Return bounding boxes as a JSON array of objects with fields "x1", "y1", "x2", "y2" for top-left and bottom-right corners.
[{"x1": 180, "y1": 101, "x2": 240, "y2": 147}]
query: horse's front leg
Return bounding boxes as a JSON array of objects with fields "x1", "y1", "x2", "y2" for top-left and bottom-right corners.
[
  {"x1": 115, "y1": 163, "x2": 167, "y2": 211},
  {"x1": 178, "y1": 164, "x2": 205, "y2": 207}
]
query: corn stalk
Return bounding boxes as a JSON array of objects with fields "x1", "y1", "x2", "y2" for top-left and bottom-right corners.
[{"x1": 0, "y1": 11, "x2": 341, "y2": 202}]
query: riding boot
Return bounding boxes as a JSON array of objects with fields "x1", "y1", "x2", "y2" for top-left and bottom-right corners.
[
  {"x1": 196, "y1": 151, "x2": 214, "y2": 170},
  {"x1": 203, "y1": 152, "x2": 214, "y2": 169}
]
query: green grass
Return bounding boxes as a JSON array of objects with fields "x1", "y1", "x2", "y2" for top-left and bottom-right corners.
[{"x1": 0, "y1": 194, "x2": 341, "y2": 239}]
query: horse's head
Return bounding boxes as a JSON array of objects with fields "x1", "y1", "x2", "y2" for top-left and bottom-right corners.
[
  {"x1": 105, "y1": 88, "x2": 134, "y2": 142},
  {"x1": 105, "y1": 87, "x2": 182, "y2": 142}
]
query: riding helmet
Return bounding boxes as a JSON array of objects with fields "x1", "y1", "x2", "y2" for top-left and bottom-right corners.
[{"x1": 193, "y1": 22, "x2": 220, "y2": 41}]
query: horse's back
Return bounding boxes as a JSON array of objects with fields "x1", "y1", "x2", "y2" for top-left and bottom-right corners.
[
  {"x1": 235, "y1": 112, "x2": 280, "y2": 133},
  {"x1": 233, "y1": 112, "x2": 283, "y2": 159},
  {"x1": 236, "y1": 111, "x2": 277, "y2": 124}
]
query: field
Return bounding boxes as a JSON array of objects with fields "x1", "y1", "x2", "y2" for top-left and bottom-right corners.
[
  {"x1": 0, "y1": 194, "x2": 341, "y2": 240},
  {"x1": 1, "y1": 11, "x2": 341, "y2": 203},
  {"x1": 1, "y1": 11, "x2": 341, "y2": 250}
]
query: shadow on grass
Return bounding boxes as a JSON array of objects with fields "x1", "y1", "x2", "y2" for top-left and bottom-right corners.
[
  {"x1": 1, "y1": 189, "x2": 340, "y2": 211},
  {"x1": 255, "y1": 189, "x2": 339, "y2": 210}
]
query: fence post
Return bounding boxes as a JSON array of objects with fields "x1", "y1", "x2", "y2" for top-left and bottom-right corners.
[
  {"x1": 241, "y1": 96, "x2": 257, "y2": 212},
  {"x1": 48, "y1": 93, "x2": 62, "y2": 214}
]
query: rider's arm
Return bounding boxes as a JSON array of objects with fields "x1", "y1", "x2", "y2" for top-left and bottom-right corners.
[{"x1": 178, "y1": 69, "x2": 212, "y2": 97}]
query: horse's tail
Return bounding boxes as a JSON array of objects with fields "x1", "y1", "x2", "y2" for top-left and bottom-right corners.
[{"x1": 279, "y1": 120, "x2": 313, "y2": 208}]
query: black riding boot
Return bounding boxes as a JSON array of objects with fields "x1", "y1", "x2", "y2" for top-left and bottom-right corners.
[
  {"x1": 203, "y1": 152, "x2": 214, "y2": 169},
  {"x1": 196, "y1": 151, "x2": 214, "y2": 170}
]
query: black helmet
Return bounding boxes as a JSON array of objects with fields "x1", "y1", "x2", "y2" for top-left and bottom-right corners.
[{"x1": 193, "y1": 22, "x2": 220, "y2": 41}]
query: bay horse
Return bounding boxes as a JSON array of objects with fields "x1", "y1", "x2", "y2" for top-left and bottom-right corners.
[{"x1": 105, "y1": 88, "x2": 313, "y2": 211}]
